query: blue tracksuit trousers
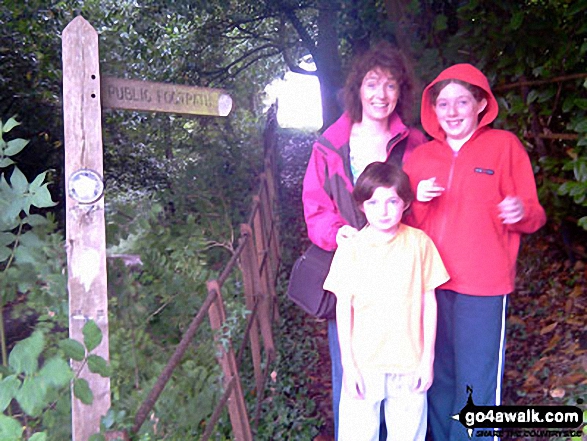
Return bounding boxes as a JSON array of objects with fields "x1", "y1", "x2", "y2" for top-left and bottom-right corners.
[{"x1": 427, "y1": 289, "x2": 508, "y2": 441}]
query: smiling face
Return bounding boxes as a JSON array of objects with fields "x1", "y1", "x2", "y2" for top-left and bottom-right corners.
[
  {"x1": 360, "y1": 68, "x2": 400, "y2": 123},
  {"x1": 434, "y1": 82, "x2": 487, "y2": 146},
  {"x1": 362, "y1": 186, "x2": 408, "y2": 236}
]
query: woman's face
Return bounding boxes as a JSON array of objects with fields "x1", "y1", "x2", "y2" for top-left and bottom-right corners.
[
  {"x1": 434, "y1": 82, "x2": 487, "y2": 143},
  {"x1": 360, "y1": 68, "x2": 399, "y2": 123}
]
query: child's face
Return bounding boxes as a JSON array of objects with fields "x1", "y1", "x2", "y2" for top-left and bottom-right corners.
[
  {"x1": 362, "y1": 186, "x2": 408, "y2": 235},
  {"x1": 434, "y1": 82, "x2": 487, "y2": 143}
]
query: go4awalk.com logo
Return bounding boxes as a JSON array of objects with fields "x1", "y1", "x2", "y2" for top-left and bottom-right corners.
[{"x1": 453, "y1": 386, "x2": 584, "y2": 439}]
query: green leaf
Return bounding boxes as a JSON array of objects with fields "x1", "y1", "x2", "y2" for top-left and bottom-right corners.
[
  {"x1": 88, "y1": 434, "x2": 106, "y2": 441},
  {"x1": 30, "y1": 183, "x2": 57, "y2": 209},
  {"x1": 5, "y1": 138, "x2": 29, "y2": 157},
  {"x1": 87, "y1": 355, "x2": 112, "y2": 378},
  {"x1": 0, "y1": 157, "x2": 14, "y2": 168},
  {"x1": 0, "y1": 232, "x2": 16, "y2": 247},
  {"x1": 23, "y1": 214, "x2": 48, "y2": 226},
  {"x1": 0, "y1": 246, "x2": 11, "y2": 263},
  {"x1": 8, "y1": 330, "x2": 44, "y2": 375},
  {"x1": 9, "y1": 166, "x2": 28, "y2": 195},
  {"x1": 2, "y1": 117, "x2": 21, "y2": 134},
  {"x1": 83, "y1": 320, "x2": 103, "y2": 352},
  {"x1": 0, "y1": 375, "x2": 21, "y2": 412},
  {"x1": 0, "y1": 414, "x2": 23, "y2": 440},
  {"x1": 29, "y1": 432, "x2": 48, "y2": 441},
  {"x1": 73, "y1": 378, "x2": 94, "y2": 405},
  {"x1": 510, "y1": 11, "x2": 523, "y2": 30},
  {"x1": 59, "y1": 338, "x2": 86, "y2": 362},
  {"x1": 434, "y1": 14, "x2": 448, "y2": 31},
  {"x1": 14, "y1": 244, "x2": 36, "y2": 265},
  {"x1": 527, "y1": 89, "x2": 539, "y2": 104},
  {"x1": 574, "y1": 119, "x2": 587, "y2": 133},
  {"x1": 38, "y1": 357, "x2": 73, "y2": 387},
  {"x1": 15, "y1": 376, "x2": 47, "y2": 417},
  {"x1": 575, "y1": 98, "x2": 587, "y2": 110}
]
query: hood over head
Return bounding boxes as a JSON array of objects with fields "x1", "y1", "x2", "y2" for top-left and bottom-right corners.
[{"x1": 421, "y1": 63, "x2": 499, "y2": 141}]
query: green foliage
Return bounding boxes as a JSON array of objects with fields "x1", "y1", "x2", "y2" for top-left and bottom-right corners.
[
  {"x1": 0, "y1": 116, "x2": 64, "y2": 369},
  {"x1": 0, "y1": 322, "x2": 110, "y2": 441}
]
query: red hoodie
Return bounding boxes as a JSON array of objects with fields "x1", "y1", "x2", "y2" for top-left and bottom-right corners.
[{"x1": 403, "y1": 64, "x2": 546, "y2": 296}]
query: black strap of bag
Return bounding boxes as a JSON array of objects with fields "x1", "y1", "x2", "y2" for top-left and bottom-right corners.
[{"x1": 385, "y1": 134, "x2": 409, "y2": 167}]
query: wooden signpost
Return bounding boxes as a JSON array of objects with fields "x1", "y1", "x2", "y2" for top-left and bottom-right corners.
[{"x1": 62, "y1": 16, "x2": 232, "y2": 440}]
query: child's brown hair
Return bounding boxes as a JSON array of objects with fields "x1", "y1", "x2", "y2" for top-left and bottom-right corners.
[{"x1": 352, "y1": 162, "x2": 414, "y2": 209}]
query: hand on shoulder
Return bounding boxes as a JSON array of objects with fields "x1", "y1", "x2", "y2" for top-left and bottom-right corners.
[{"x1": 336, "y1": 225, "x2": 358, "y2": 245}]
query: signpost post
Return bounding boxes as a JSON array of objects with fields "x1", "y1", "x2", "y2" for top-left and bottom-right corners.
[
  {"x1": 62, "y1": 17, "x2": 110, "y2": 441},
  {"x1": 62, "y1": 16, "x2": 232, "y2": 440}
]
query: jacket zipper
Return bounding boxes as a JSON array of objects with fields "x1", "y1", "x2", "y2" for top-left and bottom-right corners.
[{"x1": 437, "y1": 149, "x2": 459, "y2": 244}]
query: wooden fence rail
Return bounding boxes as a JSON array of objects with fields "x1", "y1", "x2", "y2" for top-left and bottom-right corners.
[{"x1": 130, "y1": 108, "x2": 281, "y2": 440}]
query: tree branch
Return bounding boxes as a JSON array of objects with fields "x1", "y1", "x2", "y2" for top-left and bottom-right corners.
[{"x1": 494, "y1": 73, "x2": 587, "y2": 92}]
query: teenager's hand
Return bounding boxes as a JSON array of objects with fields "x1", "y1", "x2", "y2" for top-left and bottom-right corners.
[
  {"x1": 342, "y1": 365, "x2": 365, "y2": 399},
  {"x1": 413, "y1": 360, "x2": 434, "y2": 393},
  {"x1": 417, "y1": 177, "x2": 445, "y2": 202},
  {"x1": 498, "y1": 196, "x2": 524, "y2": 224},
  {"x1": 336, "y1": 225, "x2": 358, "y2": 245}
]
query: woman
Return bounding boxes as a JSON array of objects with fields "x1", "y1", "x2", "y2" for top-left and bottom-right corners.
[
  {"x1": 403, "y1": 64, "x2": 546, "y2": 440},
  {"x1": 302, "y1": 41, "x2": 427, "y2": 439}
]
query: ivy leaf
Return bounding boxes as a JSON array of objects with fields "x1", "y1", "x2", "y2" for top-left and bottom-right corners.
[
  {"x1": 59, "y1": 338, "x2": 86, "y2": 362},
  {"x1": 15, "y1": 376, "x2": 47, "y2": 417},
  {"x1": 73, "y1": 378, "x2": 94, "y2": 405},
  {"x1": 83, "y1": 320, "x2": 102, "y2": 352},
  {"x1": 38, "y1": 357, "x2": 73, "y2": 387},
  {"x1": 87, "y1": 354, "x2": 112, "y2": 378},
  {"x1": 0, "y1": 414, "x2": 23, "y2": 439},
  {"x1": 0, "y1": 375, "x2": 21, "y2": 412},
  {"x1": 8, "y1": 330, "x2": 44, "y2": 375}
]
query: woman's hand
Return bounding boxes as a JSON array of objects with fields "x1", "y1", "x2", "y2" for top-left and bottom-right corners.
[
  {"x1": 498, "y1": 196, "x2": 524, "y2": 224},
  {"x1": 342, "y1": 364, "x2": 365, "y2": 399},
  {"x1": 417, "y1": 177, "x2": 445, "y2": 202},
  {"x1": 336, "y1": 225, "x2": 358, "y2": 245}
]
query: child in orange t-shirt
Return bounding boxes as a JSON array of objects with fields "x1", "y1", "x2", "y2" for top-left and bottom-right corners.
[{"x1": 324, "y1": 162, "x2": 449, "y2": 441}]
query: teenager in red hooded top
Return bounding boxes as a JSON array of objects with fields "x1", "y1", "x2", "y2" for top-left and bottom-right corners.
[{"x1": 403, "y1": 64, "x2": 546, "y2": 440}]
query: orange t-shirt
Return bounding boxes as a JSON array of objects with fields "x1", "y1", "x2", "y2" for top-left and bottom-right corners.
[{"x1": 324, "y1": 224, "x2": 449, "y2": 374}]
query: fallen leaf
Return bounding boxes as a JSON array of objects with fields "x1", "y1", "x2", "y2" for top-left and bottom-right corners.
[
  {"x1": 540, "y1": 322, "x2": 558, "y2": 335},
  {"x1": 549, "y1": 387, "x2": 565, "y2": 399}
]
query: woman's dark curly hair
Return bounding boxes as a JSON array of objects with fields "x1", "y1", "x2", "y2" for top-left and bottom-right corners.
[{"x1": 343, "y1": 40, "x2": 416, "y2": 124}]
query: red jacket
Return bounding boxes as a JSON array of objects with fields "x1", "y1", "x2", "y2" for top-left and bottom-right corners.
[
  {"x1": 403, "y1": 64, "x2": 546, "y2": 295},
  {"x1": 303, "y1": 112, "x2": 427, "y2": 251}
]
